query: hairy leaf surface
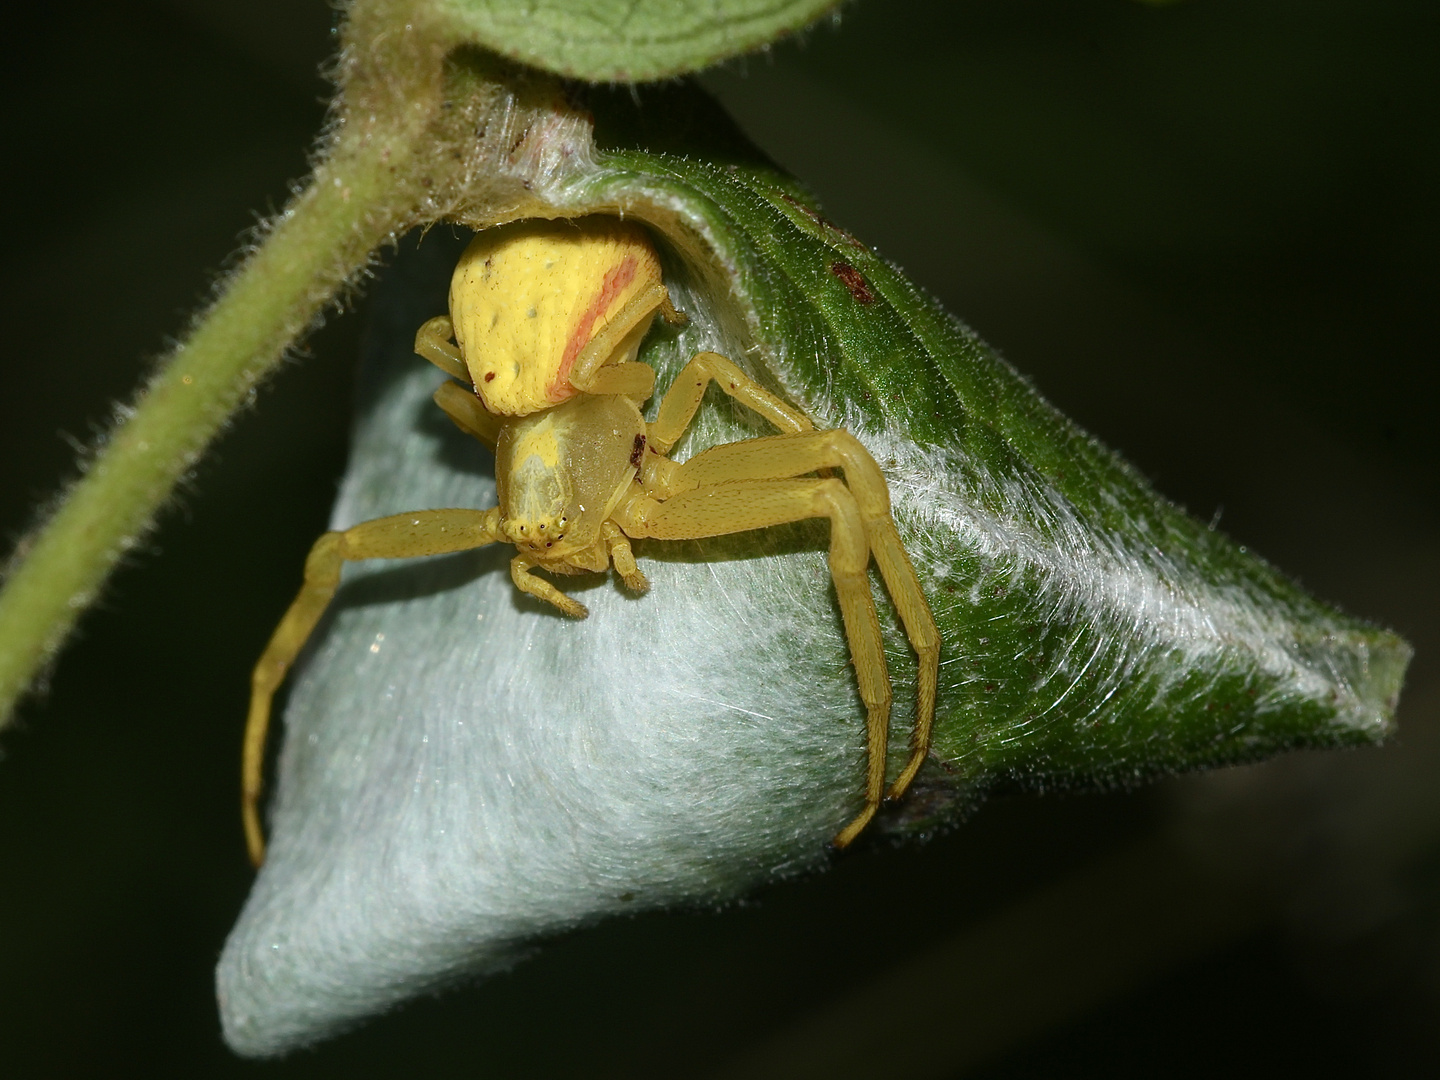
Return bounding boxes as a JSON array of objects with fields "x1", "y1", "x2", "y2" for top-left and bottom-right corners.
[{"x1": 218, "y1": 80, "x2": 1408, "y2": 1056}]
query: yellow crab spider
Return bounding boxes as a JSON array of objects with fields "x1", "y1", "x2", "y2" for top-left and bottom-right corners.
[{"x1": 242, "y1": 216, "x2": 939, "y2": 866}]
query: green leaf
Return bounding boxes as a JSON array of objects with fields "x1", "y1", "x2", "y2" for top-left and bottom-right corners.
[
  {"x1": 219, "y1": 77, "x2": 1409, "y2": 1055},
  {"x1": 430, "y1": 0, "x2": 843, "y2": 81},
  {"x1": 580, "y1": 84, "x2": 1408, "y2": 798}
]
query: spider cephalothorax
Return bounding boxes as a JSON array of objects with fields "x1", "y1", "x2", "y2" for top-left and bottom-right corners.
[{"x1": 243, "y1": 216, "x2": 939, "y2": 864}]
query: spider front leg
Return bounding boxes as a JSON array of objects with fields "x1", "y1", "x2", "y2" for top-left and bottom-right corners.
[
  {"x1": 567, "y1": 282, "x2": 684, "y2": 399},
  {"x1": 415, "y1": 321, "x2": 504, "y2": 452},
  {"x1": 432, "y1": 380, "x2": 502, "y2": 450},
  {"x1": 661, "y1": 429, "x2": 940, "y2": 802},
  {"x1": 648, "y1": 352, "x2": 813, "y2": 455},
  {"x1": 414, "y1": 315, "x2": 468, "y2": 382},
  {"x1": 619, "y1": 478, "x2": 891, "y2": 848},
  {"x1": 244, "y1": 507, "x2": 504, "y2": 866}
]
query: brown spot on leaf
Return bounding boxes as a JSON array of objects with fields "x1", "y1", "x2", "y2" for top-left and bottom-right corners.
[
  {"x1": 630, "y1": 434, "x2": 647, "y2": 469},
  {"x1": 781, "y1": 193, "x2": 826, "y2": 228},
  {"x1": 830, "y1": 261, "x2": 875, "y2": 305},
  {"x1": 780, "y1": 194, "x2": 866, "y2": 248}
]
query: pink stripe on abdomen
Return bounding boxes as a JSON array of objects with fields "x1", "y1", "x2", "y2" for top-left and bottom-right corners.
[{"x1": 547, "y1": 256, "x2": 639, "y2": 402}]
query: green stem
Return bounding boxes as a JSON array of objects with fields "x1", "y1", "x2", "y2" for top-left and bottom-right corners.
[
  {"x1": 0, "y1": 0, "x2": 590, "y2": 728},
  {"x1": 0, "y1": 127, "x2": 418, "y2": 726}
]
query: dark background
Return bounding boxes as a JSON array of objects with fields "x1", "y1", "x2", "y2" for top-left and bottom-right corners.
[{"x1": 1, "y1": 0, "x2": 1436, "y2": 1075}]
